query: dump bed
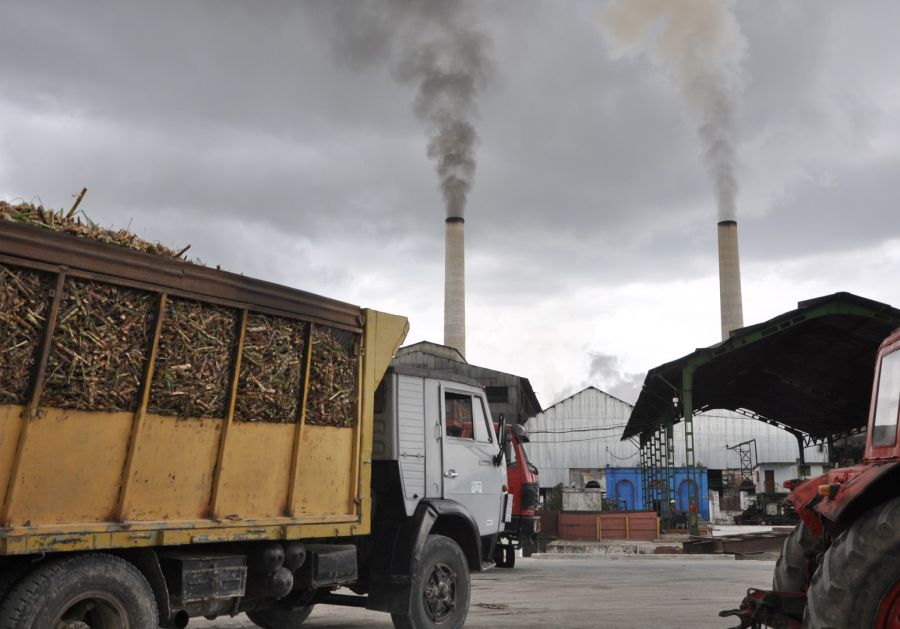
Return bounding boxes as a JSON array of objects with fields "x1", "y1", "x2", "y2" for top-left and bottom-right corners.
[{"x1": 0, "y1": 221, "x2": 408, "y2": 555}]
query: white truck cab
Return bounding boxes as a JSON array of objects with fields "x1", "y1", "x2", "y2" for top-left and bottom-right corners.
[{"x1": 373, "y1": 366, "x2": 510, "y2": 557}]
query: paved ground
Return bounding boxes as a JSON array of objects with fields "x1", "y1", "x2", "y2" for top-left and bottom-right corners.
[{"x1": 193, "y1": 555, "x2": 774, "y2": 629}]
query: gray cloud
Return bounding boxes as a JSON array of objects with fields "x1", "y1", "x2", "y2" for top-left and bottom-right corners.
[{"x1": 2, "y1": 1, "x2": 900, "y2": 406}]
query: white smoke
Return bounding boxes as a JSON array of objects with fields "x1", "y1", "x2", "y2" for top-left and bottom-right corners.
[{"x1": 601, "y1": 0, "x2": 746, "y2": 221}]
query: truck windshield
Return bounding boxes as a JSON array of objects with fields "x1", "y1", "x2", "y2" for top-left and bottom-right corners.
[{"x1": 872, "y1": 349, "x2": 900, "y2": 447}]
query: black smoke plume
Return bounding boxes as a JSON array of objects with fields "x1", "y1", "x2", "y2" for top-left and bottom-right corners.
[{"x1": 320, "y1": 1, "x2": 492, "y2": 218}]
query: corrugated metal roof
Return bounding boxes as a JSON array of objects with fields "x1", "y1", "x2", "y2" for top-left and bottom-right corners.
[{"x1": 624, "y1": 292, "x2": 900, "y2": 443}]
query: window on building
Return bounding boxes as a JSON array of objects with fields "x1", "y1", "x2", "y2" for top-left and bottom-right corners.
[{"x1": 485, "y1": 386, "x2": 509, "y2": 403}]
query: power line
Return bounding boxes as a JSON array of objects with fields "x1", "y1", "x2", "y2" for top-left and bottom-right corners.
[
  {"x1": 529, "y1": 434, "x2": 632, "y2": 444},
  {"x1": 606, "y1": 447, "x2": 638, "y2": 461},
  {"x1": 528, "y1": 424, "x2": 628, "y2": 435}
]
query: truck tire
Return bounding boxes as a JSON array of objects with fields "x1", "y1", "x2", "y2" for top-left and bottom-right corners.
[
  {"x1": 0, "y1": 563, "x2": 30, "y2": 607},
  {"x1": 246, "y1": 605, "x2": 314, "y2": 628},
  {"x1": 391, "y1": 535, "x2": 470, "y2": 629},
  {"x1": 773, "y1": 522, "x2": 816, "y2": 592},
  {"x1": 493, "y1": 544, "x2": 515, "y2": 569},
  {"x1": 522, "y1": 538, "x2": 535, "y2": 558},
  {"x1": 804, "y1": 496, "x2": 900, "y2": 629},
  {"x1": 0, "y1": 553, "x2": 158, "y2": 629}
]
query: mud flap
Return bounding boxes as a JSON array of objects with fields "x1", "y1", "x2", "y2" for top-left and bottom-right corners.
[{"x1": 366, "y1": 501, "x2": 439, "y2": 614}]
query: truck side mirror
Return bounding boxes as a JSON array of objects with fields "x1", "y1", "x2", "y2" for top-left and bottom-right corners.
[{"x1": 494, "y1": 414, "x2": 508, "y2": 467}]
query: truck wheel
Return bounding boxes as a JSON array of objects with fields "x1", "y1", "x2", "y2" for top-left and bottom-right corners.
[
  {"x1": 0, "y1": 563, "x2": 30, "y2": 606},
  {"x1": 493, "y1": 545, "x2": 515, "y2": 569},
  {"x1": 522, "y1": 539, "x2": 535, "y2": 558},
  {"x1": 804, "y1": 496, "x2": 900, "y2": 629},
  {"x1": 246, "y1": 605, "x2": 314, "y2": 628},
  {"x1": 773, "y1": 522, "x2": 816, "y2": 592},
  {"x1": 391, "y1": 535, "x2": 470, "y2": 629},
  {"x1": 0, "y1": 553, "x2": 158, "y2": 629}
]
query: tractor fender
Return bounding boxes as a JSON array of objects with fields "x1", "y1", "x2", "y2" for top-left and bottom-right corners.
[
  {"x1": 814, "y1": 461, "x2": 900, "y2": 528},
  {"x1": 786, "y1": 473, "x2": 830, "y2": 537}
]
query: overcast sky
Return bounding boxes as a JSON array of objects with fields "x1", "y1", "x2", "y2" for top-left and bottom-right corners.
[{"x1": 2, "y1": 1, "x2": 899, "y2": 408}]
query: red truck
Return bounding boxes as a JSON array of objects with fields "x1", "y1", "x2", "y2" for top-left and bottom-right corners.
[
  {"x1": 722, "y1": 329, "x2": 900, "y2": 628},
  {"x1": 493, "y1": 423, "x2": 541, "y2": 568}
]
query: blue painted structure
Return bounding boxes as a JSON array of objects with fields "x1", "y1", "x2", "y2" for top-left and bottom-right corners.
[{"x1": 605, "y1": 466, "x2": 709, "y2": 521}]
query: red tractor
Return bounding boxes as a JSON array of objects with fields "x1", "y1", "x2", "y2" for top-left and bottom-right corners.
[{"x1": 722, "y1": 329, "x2": 900, "y2": 628}]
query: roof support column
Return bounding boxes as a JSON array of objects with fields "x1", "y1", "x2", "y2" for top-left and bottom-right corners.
[
  {"x1": 651, "y1": 431, "x2": 661, "y2": 514},
  {"x1": 683, "y1": 366, "x2": 700, "y2": 536},
  {"x1": 665, "y1": 421, "x2": 676, "y2": 529},
  {"x1": 794, "y1": 431, "x2": 808, "y2": 480},
  {"x1": 655, "y1": 426, "x2": 667, "y2": 525},
  {"x1": 639, "y1": 442, "x2": 650, "y2": 511},
  {"x1": 648, "y1": 434, "x2": 656, "y2": 512}
]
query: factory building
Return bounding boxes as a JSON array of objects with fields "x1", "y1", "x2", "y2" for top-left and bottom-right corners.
[
  {"x1": 524, "y1": 386, "x2": 829, "y2": 517},
  {"x1": 524, "y1": 387, "x2": 635, "y2": 490}
]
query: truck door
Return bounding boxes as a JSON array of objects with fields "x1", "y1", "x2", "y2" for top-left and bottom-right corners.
[{"x1": 441, "y1": 388, "x2": 503, "y2": 537}]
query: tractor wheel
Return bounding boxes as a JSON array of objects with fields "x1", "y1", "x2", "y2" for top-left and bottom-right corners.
[
  {"x1": 804, "y1": 496, "x2": 900, "y2": 628},
  {"x1": 0, "y1": 553, "x2": 158, "y2": 629},
  {"x1": 773, "y1": 522, "x2": 817, "y2": 592},
  {"x1": 246, "y1": 605, "x2": 315, "y2": 628}
]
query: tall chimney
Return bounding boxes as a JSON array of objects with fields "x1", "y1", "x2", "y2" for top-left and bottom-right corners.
[
  {"x1": 444, "y1": 216, "x2": 466, "y2": 358},
  {"x1": 717, "y1": 220, "x2": 744, "y2": 340}
]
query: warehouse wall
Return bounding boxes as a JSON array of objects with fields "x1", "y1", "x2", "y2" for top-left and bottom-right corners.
[
  {"x1": 523, "y1": 387, "x2": 828, "y2": 491},
  {"x1": 524, "y1": 387, "x2": 636, "y2": 489}
]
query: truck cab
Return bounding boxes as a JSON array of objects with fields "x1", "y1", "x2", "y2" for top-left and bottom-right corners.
[
  {"x1": 372, "y1": 366, "x2": 510, "y2": 561},
  {"x1": 493, "y1": 423, "x2": 540, "y2": 567}
]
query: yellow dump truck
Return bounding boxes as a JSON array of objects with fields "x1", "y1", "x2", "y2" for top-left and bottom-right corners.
[{"x1": 0, "y1": 219, "x2": 511, "y2": 629}]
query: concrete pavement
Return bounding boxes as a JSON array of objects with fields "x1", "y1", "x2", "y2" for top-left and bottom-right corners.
[{"x1": 193, "y1": 555, "x2": 773, "y2": 629}]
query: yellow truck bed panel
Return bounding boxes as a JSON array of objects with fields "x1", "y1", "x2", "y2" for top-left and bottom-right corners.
[
  {"x1": 4, "y1": 408, "x2": 132, "y2": 526},
  {"x1": 215, "y1": 421, "x2": 295, "y2": 519},
  {"x1": 122, "y1": 413, "x2": 223, "y2": 521}
]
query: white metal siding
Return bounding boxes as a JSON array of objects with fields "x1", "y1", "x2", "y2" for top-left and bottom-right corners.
[
  {"x1": 524, "y1": 387, "x2": 828, "y2": 489},
  {"x1": 397, "y1": 375, "x2": 426, "y2": 515}
]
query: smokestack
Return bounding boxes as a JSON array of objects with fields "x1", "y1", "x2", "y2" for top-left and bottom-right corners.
[
  {"x1": 717, "y1": 220, "x2": 744, "y2": 340},
  {"x1": 444, "y1": 216, "x2": 465, "y2": 357}
]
